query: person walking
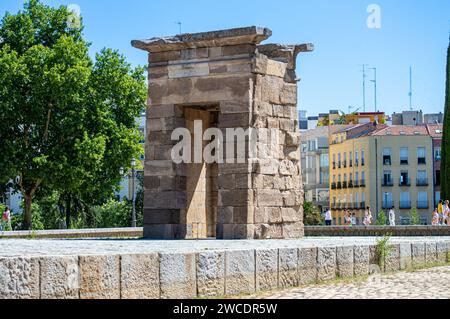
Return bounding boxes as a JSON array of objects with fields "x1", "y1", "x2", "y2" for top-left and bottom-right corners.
[
  {"x1": 324, "y1": 209, "x2": 333, "y2": 226},
  {"x1": 389, "y1": 208, "x2": 396, "y2": 226},
  {"x1": 438, "y1": 200, "x2": 444, "y2": 225},
  {"x1": 1, "y1": 206, "x2": 11, "y2": 232},
  {"x1": 351, "y1": 213, "x2": 357, "y2": 226},
  {"x1": 363, "y1": 207, "x2": 373, "y2": 226},
  {"x1": 443, "y1": 200, "x2": 450, "y2": 226}
]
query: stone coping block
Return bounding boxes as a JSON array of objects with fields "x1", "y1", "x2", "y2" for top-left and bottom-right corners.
[
  {"x1": 160, "y1": 253, "x2": 197, "y2": 299},
  {"x1": 256, "y1": 249, "x2": 278, "y2": 292},
  {"x1": 40, "y1": 256, "x2": 79, "y2": 299},
  {"x1": 79, "y1": 255, "x2": 120, "y2": 299},
  {"x1": 298, "y1": 247, "x2": 317, "y2": 285},
  {"x1": 278, "y1": 248, "x2": 298, "y2": 288},
  {"x1": 336, "y1": 246, "x2": 354, "y2": 279},
  {"x1": 225, "y1": 250, "x2": 255, "y2": 295},
  {"x1": 0, "y1": 257, "x2": 40, "y2": 299},
  {"x1": 317, "y1": 247, "x2": 336, "y2": 282},
  {"x1": 196, "y1": 251, "x2": 225, "y2": 298},
  {"x1": 121, "y1": 254, "x2": 160, "y2": 299}
]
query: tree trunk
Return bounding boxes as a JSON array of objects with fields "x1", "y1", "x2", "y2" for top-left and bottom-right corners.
[
  {"x1": 23, "y1": 193, "x2": 32, "y2": 230},
  {"x1": 65, "y1": 194, "x2": 71, "y2": 229}
]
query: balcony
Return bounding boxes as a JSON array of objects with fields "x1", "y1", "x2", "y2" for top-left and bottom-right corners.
[
  {"x1": 416, "y1": 178, "x2": 429, "y2": 187},
  {"x1": 400, "y1": 159, "x2": 409, "y2": 165},
  {"x1": 383, "y1": 157, "x2": 392, "y2": 166},
  {"x1": 417, "y1": 201, "x2": 429, "y2": 209},
  {"x1": 349, "y1": 160, "x2": 353, "y2": 168},
  {"x1": 332, "y1": 162, "x2": 336, "y2": 170},
  {"x1": 342, "y1": 181, "x2": 348, "y2": 189},
  {"x1": 382, "y1": 201, "x2": 395, "y2": 209},
  {"x1": 399, "y1": 177, "x2": 411, "y2": 187},
  {"x1": 337, "y1": 182, "x2": 342, "y2": 189},
  {"x1": 360, "y1": 180, "x2": 366, "y2": 187},
  {"x1": 331, "y1": 182, "x2": 337, "y2": 190},
  {"x1": 338, "y1": 161, "x2": 342, "y2": 169},
  {"x1": 361, "y1": 159, "x2": 365, "y2": 167},
  {"x1": 382, "y1": 179, "x2": 394, "y2": 187},
  {"x1": 353, "y1": 180, "x2": 359, "y2": 188},
  {"x1": 343, "y1": 161, "x2": 347, "y2": 168},
  {"x1": 418, "y1": 157, "x2": 426, "y2": 165},
  {"x1": 355, "y1": 160, "x2": 359, "y2": 167},
  {"x1": 348, "y1": 181, "x2": 354, "y2": 188},
  {"x1": 399, "y1": 201, "x2": 412, "y2": 209}
]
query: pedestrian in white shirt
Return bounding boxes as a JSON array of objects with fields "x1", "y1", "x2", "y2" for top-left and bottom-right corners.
[
  {"x1": 388, "y1": 209, "x2": 396, "y2": 226},
  {"x1": 324, "y1": 209, "x2": 333, "y2": 226}
]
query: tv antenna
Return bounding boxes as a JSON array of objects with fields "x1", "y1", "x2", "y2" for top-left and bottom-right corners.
[
  {"x1": 175, "y1": 22, "x2": 182, "y2": 35},
  {"x1": 408, "y1": 67, "x2": 413, "y2": 111},
  {"x1": 370, "y1": 67, "x2": 377, "y2": 112},
  {"x1": 360, "y1": 64, "x2": 369, "y2": 112}
]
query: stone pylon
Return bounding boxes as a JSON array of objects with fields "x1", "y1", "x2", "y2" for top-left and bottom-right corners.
[{"x1": 132, "y1": 26, "x2": 313, "y2": 239}]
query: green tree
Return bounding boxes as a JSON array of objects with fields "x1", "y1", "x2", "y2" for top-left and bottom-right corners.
[
  {"x1": 410, "y1": 208, "x2": 420, "y2": 225},
  {"x1": 442, "y1": 39, "x2": 450, "y2": 201},
  {"x1": 0, "y1": 0, "x2": 146, "y2": 229},
  {"x1": 303, "y1": 202, "x2": 324, "y2": 226},
  {"x1": 376, "y1": 210, "x2": 386, "y2": 226}
]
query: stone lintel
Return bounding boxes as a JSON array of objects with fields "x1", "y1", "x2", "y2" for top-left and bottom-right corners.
[{"x1": 132, "y1": 26, "x2": 272, "y2": 53}]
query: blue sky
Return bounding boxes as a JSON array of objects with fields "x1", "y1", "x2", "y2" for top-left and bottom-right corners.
[{"x1": 1, "y1": 0, "x2": 449, "y2": 116}]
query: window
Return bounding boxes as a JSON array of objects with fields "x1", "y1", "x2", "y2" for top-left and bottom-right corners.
[
  {"x1": 435, "y1": 191, "x2": 441, "y2": 204},
  {"x1": 400, "y1": 171, "x2": 410, "y2": 186},
  {"x1": 383, "y1": 192, "x2": 393, "y2": 209},
  {"x1": 355, "y1": 172, "x2": 359, "y2": 184},
  {"x1": 343, "y1": 153, "x2": 347, "y2": 167},
  {"x1": 333, "y1": 175, "x2": 336, "y2": 183},
  {"x1": 417, "y1": 192, "x2": 428, "y2": 209},
  {"x1": 355, "y1": 193, "x2": 359, "y2": 206},
  {"x1": 355, "y1": 151, "x2": 359, "y2": 166},
  {"x1": 338, "y1": 153, "x2": 341, "y2": 168},
  {"x1": 417, "y1": 171, "x2": 427, "y2": 186},
  {"x1": 301, "y1": 143, "x2": 308, "y2": 153},
  {"x1": 400, "y1": 148, "x2": 409, "y2": 165},
  {"x1": 383, "y1": 170, "x2": 393, "y2": 186},
  {"x1": 320, "y1": 154, "x2": 329, "y2": 168},
  {"x1": 349, "y1": 152, "x2": 353, "y2": 167},
  {"x1": 308, "y1": 140, "x2": 317, "y2": 151},
  {"x1": 343, "y1": 173, "x2": 347, "y2": 182},
  {"x1": 383, "y1": 148, "x2": 392, "y2": 165},
  {"x1": 320, "y1": 171, "x2": 329, "y2": 185},
  {"x1": 332, "y1": 154, "x2": 336, "y2": 169},
  {"x1": 417, "y1": 147, "x2": 426, "y2": 165},
  {"x1": 361, "y1": 150, "x2": 365, "y2": 166},
  {"x1": 435, "y1": 148, "x2": 441, "y2": 161},
  {"x1": 361, "y1": 171, "x2": 365, "y2": 184},
  {"x1": 436, "y1": 170, "x2": 441, "y2": 186},
  {"x1": 400, "y1": 192, "x2": 411, "y2": 209}
]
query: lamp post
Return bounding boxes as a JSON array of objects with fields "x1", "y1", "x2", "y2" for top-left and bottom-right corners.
[{"x1": 131, "y1": 158, "x2": 137, "y2": 228}]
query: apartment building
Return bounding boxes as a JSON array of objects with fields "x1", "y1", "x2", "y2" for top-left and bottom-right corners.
[
  {"x1": 329, "y1": 123, "x2": 435, "y2": 225},
  {"x1": 427, "y1": 124, "x2": 443, "y2": 205}
]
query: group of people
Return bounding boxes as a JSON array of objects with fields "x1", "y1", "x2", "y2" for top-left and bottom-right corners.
[
  {"x1": 324, "y1": 207, "x2": 378, "y2": 227},
  {"x1": 432, "y1": 200, "x2": 450, "y2": 226},
  {"x1": 0, "y1": 206, "x2": 11, "y2": 232}
]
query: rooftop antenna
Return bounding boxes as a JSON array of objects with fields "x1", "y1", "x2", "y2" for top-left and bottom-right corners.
[
  {"x1": 175, "y1": 22, "x2": 182, "y2": 35},
  {"x1": 361, "y1": 64, "x2": 369, "y2": 112},
  {"x1": 409, "y1": 66, "x2": 413, "y2": 111},
  {"x1": 370, "y1": 67, "x2": 378, "y2": 112}
]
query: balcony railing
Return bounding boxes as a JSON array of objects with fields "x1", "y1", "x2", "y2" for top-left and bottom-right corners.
[
  {"x1": 332, "y1": 162, "x2": 336, "y2": 170},
  {"x1": 355, "y1": 160, "x2": 359, "y2": 167},
  {"x1": 342, "y1": 181, "x2": 348, "y2": 189},
  {"x1": 331, "y1": 182, "x2": 337, "y2": 190},
  {"x1": 354, "y1": 180, "x2": 359, "y2": 188},
  {"x1": 383, "y1": 157, "x2": 392, "y2": 166},
  {"x1": 361, "y1": 159, "x2": 365, "y2": 166},
  {"x1": 348, "y1": 181, "x2": 354, "y2": 188},
  {"x1": 338, "y1": 161, "x2": 341, "y2": 169},
  {"x1": 416, "y1": 178, "x2": 429, "y2": 187},
  {"x1": 343, "y1": 161, "x2": 347, "y2": 168},
  {"x1": 399, "y1": 178, "x2": 411, "y2": 187},
  {"x1": 382, "y1": 201, "x2": 395, "y2": 209},
  {"x1": 417, "y1": 201, "x2": 429, "y2": 209},
  {"x1": 382, "y1": 179, "x2": 394, "y2": 187},
  {"x1": 400, "y1": 159, "x2": 409, "y2": 165},
  {"x1": 349, "y1": 160, "x2": 353, "y2": 167},
  {"x1": 399, "y1": 201, "x2": 412, "y2": 209},
  {"x1": 360, "y1": 180, "x2": 366, "y2": 187},
  {"x1": 337, "y1": 182, "x2": 342, "y2": 189}
]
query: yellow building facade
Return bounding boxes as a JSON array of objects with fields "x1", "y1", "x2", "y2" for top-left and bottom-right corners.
[{"x1": 329, "y1": 124, "x2": 434, "y2": 225}]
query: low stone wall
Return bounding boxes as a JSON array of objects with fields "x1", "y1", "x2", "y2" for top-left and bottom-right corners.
[
  {"x1": 3, "y1": 226, "x2": 449, "y2": 240},
  {"x1": 1, "y1": 239, "x2": 449, "y2": 299},
  {"x1": 305, "y1": 226, "x2": 450, "y2": 237},
  {"x1": 0, "y1": 228, "x2": 143, "y2": 239}
]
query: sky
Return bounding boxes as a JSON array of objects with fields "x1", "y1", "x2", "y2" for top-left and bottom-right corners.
[{"x1": 1, "y1": 0, "x2": 449, "y2": 117}]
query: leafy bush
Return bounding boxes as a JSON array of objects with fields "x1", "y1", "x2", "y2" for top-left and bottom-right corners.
[
  {"x1": 376, "y1": 210, "x2": 387, "y2": 226},
  {"x1": 410, "y1": 208, "x2": 419, "y2": 225},
  {"x1": 376, "y1": 235, "x2": 393, "y2": 271},
  {"x1": 91, "y1": 199, "x2": 133, "y2": 229},
  {"x1": 303, "y1": 202, "x2": 324, "y2": 226}
]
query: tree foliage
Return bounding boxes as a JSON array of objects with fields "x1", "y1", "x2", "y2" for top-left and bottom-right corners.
[
  {"x1": 0, "y1": 0, "x2": 146, "y2": 229},
  {"x1": 376, "y1": 210, "x2": 386, "y2": 226},
  {"x1": 303, "y1": 202, "x2": 324, "y2": 226}
]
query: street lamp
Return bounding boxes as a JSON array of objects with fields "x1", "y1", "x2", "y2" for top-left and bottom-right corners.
[{"x1": 130, "y1": 158, "x2": 137, "y2": 228}]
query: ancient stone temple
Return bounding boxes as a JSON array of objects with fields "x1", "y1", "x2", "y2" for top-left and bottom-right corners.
[{"x1": 132, "y1": 26, "x2": 313, "y2": 239}]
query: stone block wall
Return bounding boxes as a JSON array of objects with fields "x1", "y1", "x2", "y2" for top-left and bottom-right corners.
[
  {"x1": 133, "y1": 26, "x2": 313, "y2": 239},
  {"x1": 2, "y1": 238, "x2": 449, "y2": 299}
]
